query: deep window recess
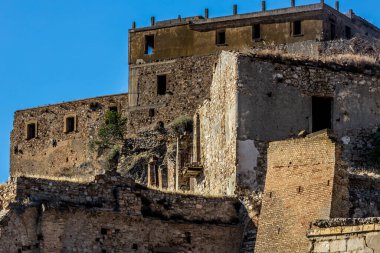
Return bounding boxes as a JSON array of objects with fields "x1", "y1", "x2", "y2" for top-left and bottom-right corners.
[
  {"x1": 149, "y1": 108, "x2": 155, "y2": 117},
  {"x1": 157, "y1": 75, "x2": 167, "y2": 95},
  {"x1": 312, "y1": 97, "x2": 333, "y2": 132},
  {"x1": 252, "y1": 24, "x2": 261, "y2": 40},
  {"x1": 144, "y1": 35, "x2": 155, "y2": 55},
  {"x1": 216, "y1": 30, "x2": 226, "y2": 45},
  {"x1": 293, "y1": 21, "x2": 302, "y2": 36},
  {"x1": 330, "y1": 23, "x2": 336, "y2": 40},
  {"x1": 65, "y1": 116, "x2": 76, "y2": 133},
  {"x1": 26, "y1": 123, "x2": 37, "y2": 140},
  {"x1": 109, "y1": 106, "x2": 118, "y2": 112},
  {"x1": 345, "y1": 26, "x2": 352, "y2": 39}
]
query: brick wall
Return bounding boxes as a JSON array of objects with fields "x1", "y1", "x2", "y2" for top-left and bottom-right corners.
[{"x1": 255, "y1": 131, "x2": 350, "y2": 253}]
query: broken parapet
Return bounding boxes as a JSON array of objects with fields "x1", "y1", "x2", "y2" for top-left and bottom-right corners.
[{"x1": 308, "y1": 218, "x2": 380, "y2": 253}]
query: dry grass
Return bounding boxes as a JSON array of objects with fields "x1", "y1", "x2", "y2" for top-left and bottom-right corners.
[
  {"x1": 146, "y1": 185, "x2": 233, "y2": 199},
  {"x1": 21, "y1": 174, "x2": 94, "y2": 184},
  {"x1": 239, "y1": 48, "x2": 379, "y2": 68}
]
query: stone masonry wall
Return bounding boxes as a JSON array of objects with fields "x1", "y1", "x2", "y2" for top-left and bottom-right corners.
[
  {"x1": 11, "y1": 94, "x2": 128, "y2": 180},
  {"x1": 195, "y1": 51, "x2": 239, "y2": 196},
  {"x1": 308, "y1": 218, "x2": 380, "y2": 253},
  {"x1": 0, "y1": 172, "x2": 244, "y2": 252},
  {"x1": 255, "y1": 131, "x2": 350, "y2": 253},
  {"x1": 128, "y1": 54, "x2": 217, "y2": 132}
]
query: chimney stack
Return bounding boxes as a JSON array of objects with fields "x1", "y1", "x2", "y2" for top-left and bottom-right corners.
[
  {"x1": 233, "y1": 4, "x2": 238, "y2": 15},
  {"x1": 205, "y1": 8, "x2": 209, "y2": 19},
  {"x1": 151, "y1": 16, "x2": 155, "y2": 26},
  {"x1": 348, "y1": 9, "x2": 354, "y2": 18},
  {"x1": 132, "y1": 21, "x2": 136, "y2": 29},
  {"x1": 335, "y1": 1, "x2": 339, "y2": 11},
  {"x1": 262, "y1": 0, "x2": 266, "y2": 11},
  {"x1": 291, "y1": 0, "x2": 295, "y2": 7}
]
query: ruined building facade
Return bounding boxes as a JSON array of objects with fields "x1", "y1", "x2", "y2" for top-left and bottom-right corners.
[{"x1": 2, "y1": 1, "x2": 380, "y2": 252}]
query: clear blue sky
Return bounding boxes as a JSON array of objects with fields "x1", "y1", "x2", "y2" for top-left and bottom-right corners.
[{"x1": 0, "y1": 0, "x2": 379, "y2": 182}]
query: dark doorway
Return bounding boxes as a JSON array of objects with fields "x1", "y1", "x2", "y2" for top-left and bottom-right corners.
[
  {"x1": 293, "y1": 21, "x2": 302, "y2": 36},
  {"x1": 330, "y1": 23, "x2": 336, "y2": 40},
  {"x1": 216, "y1": 30, "x2": 226, "y2": 45},
  {"x1": 252, "y1": 24, "x2": 261, "y2": 40},
  {"x1": 66, "y1": 117, "x2": 76, "y2": 133},
  {"x1": 26, "y1": 123, "x2": 36, "y2": 140},
  {"x1": 312, "y1": 97, "x2": 333, "y2": 132}
]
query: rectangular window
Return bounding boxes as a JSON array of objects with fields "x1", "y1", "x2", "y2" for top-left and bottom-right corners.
[
  {"x1": 149, "y1": 108, "x2": 155, "y2": 117},
  {"x1": 109, "y1": 106, "x2": 118, "y2": 112},
  {"x1": 345, "y1": 26, "x2": 352, "y2": 39},
  {"x1": 216, "y1": 30, "x2": 226, "y2": 45},
  {"x1": 26, "y1": 122, "x2": 37, "y2": 140},
  {"x1": 252, "y1": 24, "x2": 261, "y2": 40},
  {"x1": 157, "y1": 75, "x2": 167, "y2": 95},
  {"x1": 144, "y1": 35, "x2": 155, "y2": 55},
  {"x1": 293, "y1": 21, "x2": 302, "y2": 36},
  {"x1": 330, "y1": 23, "x2": 336, "y2": 40},
  {"x1": 312, "y1": 97, "x2": 333, "y2": 132},
  {"x1": 65, "y1": 116, "x2": 76, "y2": 133}
]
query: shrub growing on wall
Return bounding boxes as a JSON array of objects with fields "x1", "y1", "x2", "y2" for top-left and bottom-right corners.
[{"x1": 90, "y1": 110, "x2": 127, "y2": 168}]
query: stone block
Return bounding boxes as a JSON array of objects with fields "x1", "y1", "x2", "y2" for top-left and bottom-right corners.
[
  {"x1": 330, "y1": 239, "x2": 346, "y2": 252},
  {"x1": 347, "y1": 237, "x2": 365, "y2": 251},
  {"x1": 314, "y1": 241, "x2": 329, "y2": 253},
  {"x1": 366, "y1": 233, "x2": 380, "y2": 253}
]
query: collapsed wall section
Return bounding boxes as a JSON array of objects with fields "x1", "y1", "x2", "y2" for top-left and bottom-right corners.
[
  {"x1": 0, "y1": 172, "x2": 244, "y2": 252},
  {"x1": 255, "y1": 131, "x2": 350, "y2": 253},
  {"x1": 10, "y1": 94, "x2": 128, "y2": 180}
]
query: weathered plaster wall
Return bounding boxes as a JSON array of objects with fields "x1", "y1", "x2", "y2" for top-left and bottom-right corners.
[
  {"x1": 255, "y1": 131, "x2": 350, "y2": 253},
  {"x1": 308, "y1": 218, "x2": 380, "y2": 253},
  {"x1": 11, "y1": 94, "x2": 129, "y2": 180},
  {"x1": 195, "y1": 51, "x2": 238, "y2": 196},
  {"x1": 0, "y1": 173, "x2": 244, "y2": 253},
  {"x1": 235, "y1": 55, "x2": 380, "y2": 192}
]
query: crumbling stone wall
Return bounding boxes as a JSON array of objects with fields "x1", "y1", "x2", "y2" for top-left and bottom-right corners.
[
  {"x1": 255, "y1": 131, "x2": 350, "y2": 253},
  {"x1": 308, "y1": 218, "x2": 380, "y2": 253},
  {"x1": 0, "y1": 172, "x2": 245, "y2": 252},
  {"x1": 128, "y1": 54, "x2": 217, "y2": 132},
  {"x1": 195, "y1": 51, "x2": 239, "y2": 196},
  {"x1": 11, "y1": 94, "x2": 129, "y2": 180}
]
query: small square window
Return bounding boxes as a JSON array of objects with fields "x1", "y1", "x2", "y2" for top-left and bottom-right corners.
[
  {"x1": 145, "y1": 35, "x2": 155, "y2": 55},
  {"x1": 65, "y1": 116, "x2": 76, "y2": 133},
  {"x1": 109, "y1": 106, "x2": 118, "y2": 112},
  {"x1": 157, "y1": 75, "x2": 167, "y2": 95},
  {"x1": 252, "y1": 24, "x2": 261, "y2": 40},
  {"x1": 293, "y1": 21, "x2": 302, "y2": 36},
  {"x1": 26, "y1": 122, "x2": 37, "y2": 140},
  {"x1": 216, "y1": 30, "x2": 226, "y2": 45}
]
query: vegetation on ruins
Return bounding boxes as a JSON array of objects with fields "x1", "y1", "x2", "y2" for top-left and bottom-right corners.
[
  {"x1": 370, "y1": 127, "x2": 380, "y2": 164},
  {"x1": 169, "y1": 115, "x2": 193, "y2": 136},
  {"x1": 90, "y1": 110, "x2": 127, "y2": 167}
]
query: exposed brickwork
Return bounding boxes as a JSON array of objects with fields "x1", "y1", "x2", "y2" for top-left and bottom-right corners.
[{"x1": 255, "y1": 131, "x2": 350, "y2": 253}]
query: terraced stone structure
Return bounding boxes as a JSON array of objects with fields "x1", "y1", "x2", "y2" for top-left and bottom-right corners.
[{"x1": 2, "y1": 0, "x2": 380, "y2": 252}]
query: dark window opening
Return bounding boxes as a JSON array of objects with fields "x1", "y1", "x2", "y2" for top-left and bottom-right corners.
[
  {"x1": 216, "y1": 30, "x2": 226, "y2": 45},
  {"x1": 312, "y1": 97, "x2": 333, "y2": 132},
  {"x1": 252, "y1": 24, "x2": 261, "y2": 40},
  {"x1": 65, "y1": 117, "x2": 75, "y2": 133},
  {"x1": 144, "y1": 35, "x2": 155, "y2": 55},
  {"x1": 345, "y1": 26, "x2": 352, "y2": 39},
  {"x1": 157, "y1": 75, "x2": 167, "y2": 95},
  {"x1": 149, "y1": 109, "x2": 155, "y2": 117},
  {"x1": 293, "y1": 21, "x2": 302, "y2": 36},
  {"x1": 100, "y1": 228, "x2": 108, "y2": 235},
  {"x1": 27, "y1": 123, "x2": 37, "y2": 140},
  {"x1": 330, "y1": 23, "x2": 336, "y2": 40},
  {"x1": 109, "y1": 106, "x2": 118, "y2": 112}
]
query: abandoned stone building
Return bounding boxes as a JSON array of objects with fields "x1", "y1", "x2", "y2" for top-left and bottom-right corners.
[{"x1": 1, "y1": 1, "x2": 380, "y2": 252}]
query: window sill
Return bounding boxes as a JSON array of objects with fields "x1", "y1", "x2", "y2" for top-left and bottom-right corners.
[
  {"x1": 292, "y1": 34, "x2": 304, "y2": 37},
  {"x1": 216, "y1": 43, "x2": 228, "y2": 47},
  {"x1": 252, "y1": 38, "x2": 262, "y2": 42}
]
